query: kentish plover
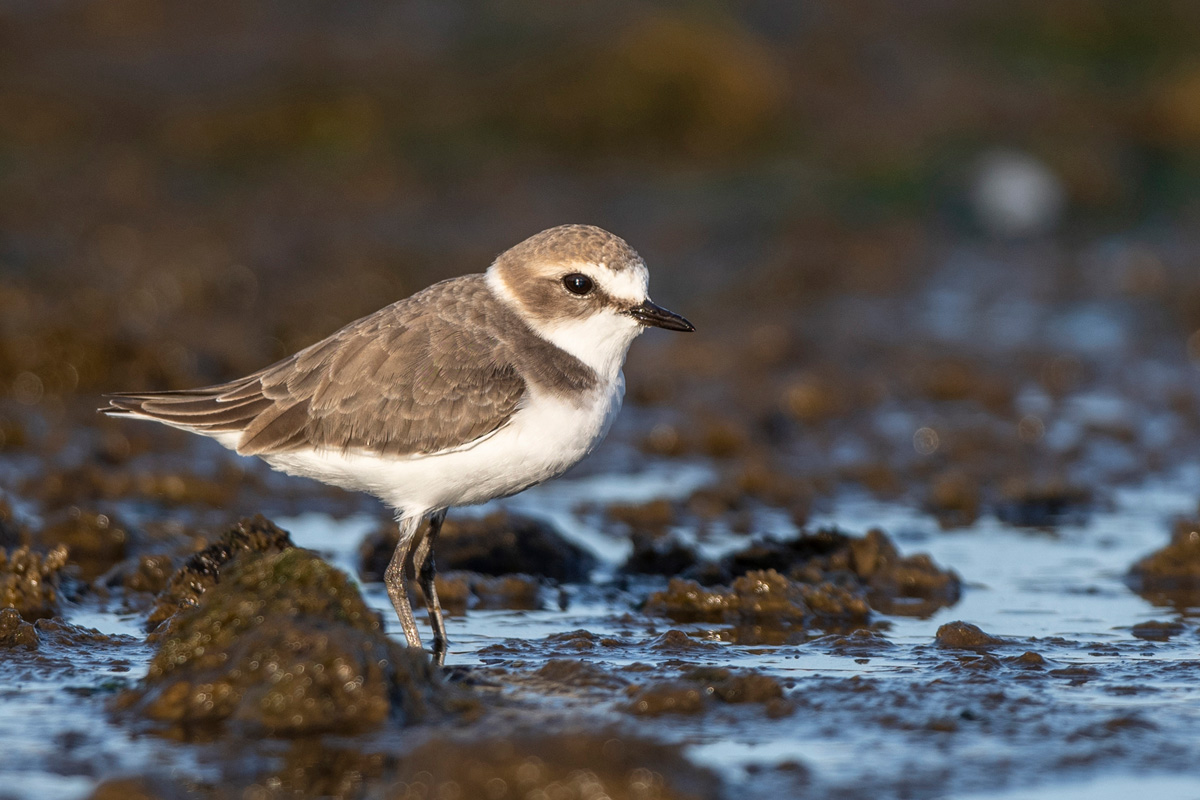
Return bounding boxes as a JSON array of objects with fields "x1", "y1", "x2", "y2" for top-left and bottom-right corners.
[{"x1": 103, "y1": 224, "x2": 694, "y2": 662}]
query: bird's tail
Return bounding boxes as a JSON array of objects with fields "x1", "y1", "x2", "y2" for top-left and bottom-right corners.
[{"x1": 100, "y1": 379, "x2": 271, "y2": 439}]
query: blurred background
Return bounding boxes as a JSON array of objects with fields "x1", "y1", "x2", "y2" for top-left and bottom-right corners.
[{"x1": 3, "y1": 0, "x2": 1200, "y2": 520}]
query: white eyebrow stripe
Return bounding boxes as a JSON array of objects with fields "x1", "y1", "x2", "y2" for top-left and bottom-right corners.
[{"x1": 579, "y1": 260, "x2": 648, "y2": 305}]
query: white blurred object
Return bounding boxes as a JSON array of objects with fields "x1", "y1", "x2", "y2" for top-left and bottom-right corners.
[{"x1": 970, "y1": 149, "x2": 1066, "y2": 237}]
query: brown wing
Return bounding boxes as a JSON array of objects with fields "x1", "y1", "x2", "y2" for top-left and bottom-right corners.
[{"x1": 103, "y1": 276, "x2": 528, "y2": 457}]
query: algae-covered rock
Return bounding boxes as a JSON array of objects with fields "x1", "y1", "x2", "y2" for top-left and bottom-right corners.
[
  {"x1": 0, "y1": 544, "x2": 69, "y2": 620},
  {"x1": 409, "y1": 570, "x2": 545, "y2": 613},
  {"x1": 122, "y1": 548, "x2": 444, "y2": 736},
  {"x1": 644, "y1": 577, "x2": 742, "y2": 623},
  {"x1": 935, "y1": 621, "x2": 1006, "y2": 649},
  {"x1": 624, "y1": 684, "x2": 706, "y2": 716},
  {"x1": 1130, "y1": 620, "x2": 1186, "y2": 642},
  {"x1": 463, "y1": 573, "x2": 544, "y2": 610},
  {"x1": 716, "y1": 527, "x2": 960, "y2": 616},
  {"x1": 386, "y1": 730, "x2": 720, "y2": 800},
  {"x1": 626, "y1": 667, "x2": 791, "y2": 718},
  {"x1": 534, "y1": 658, "x2": 631, "y2": 690},
  {"x1": 622, "y1": 529, "x2": 700, "y2": 576},
  {"x1": 682, "y1": 666, "x2": 786, "y2": 704},
  {"x1": 925, "y1": 469, "x2": 982, "y2": 528},
  {"x1": 730, "y1": 570, "x2": 816, "y2": 621},
  {"x1": 359, "y1": 511, "x2": 595, "y2": 583},
  {"x1": 38, "y1": 507, "x2": 129, "y2": 581},
  {"x1": 848, "y1": 529, "x2": 961, "y2": 616},
  {"x1": 36, "y1": 617, "x2": 136, "y2": 649},
  {"x1": 720, "y1": 528, "x2": 848, "y2": 578},
  {"x1": 146, "y1": 514, "x2": 293, "y2": 630},
  {"x1": 995, "y1": 478, "x2": 1090, "y2": 527},
  {"x1": 644, "y1": 568, "x2": 869, "y2": 629},
  {"x1": 0, "y1": 607, "x2": 39, "y2": 649},
  {"x1": 119, "y1": 554, "x2": 176, "y2": 596},
  {"x1": 1127, "y1": 519, "x2": 1200, "y2": 606}
]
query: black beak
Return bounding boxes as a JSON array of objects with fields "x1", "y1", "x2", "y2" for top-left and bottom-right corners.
[{"x1": 627, "y1": 300, "x2": 695, "y2": 332}]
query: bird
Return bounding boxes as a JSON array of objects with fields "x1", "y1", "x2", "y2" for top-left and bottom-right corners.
[{"x1": 102, "y1": 224, "x2": 694, "y2": 663}]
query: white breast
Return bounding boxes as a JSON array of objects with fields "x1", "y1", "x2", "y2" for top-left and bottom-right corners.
[{"x1": 260, "y1": 372, "x2": 625, "y2": 518}]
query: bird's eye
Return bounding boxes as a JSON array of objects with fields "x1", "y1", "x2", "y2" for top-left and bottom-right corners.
[{"x1": 562, "y1": 273, "x2": 594, "y2": 296}]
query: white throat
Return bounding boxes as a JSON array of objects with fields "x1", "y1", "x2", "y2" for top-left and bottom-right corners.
[{"x1": 486, "y1": 266, "x2": 643, "y2": 384}]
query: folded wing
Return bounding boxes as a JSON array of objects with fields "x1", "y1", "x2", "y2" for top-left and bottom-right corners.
[{"x1": 102, "y1": 277, "x2": 527, "y2": 458}]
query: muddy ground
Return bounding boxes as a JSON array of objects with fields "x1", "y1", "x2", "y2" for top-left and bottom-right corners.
[{"x1": 4, "y1": 3, "x2": 1200, "y2": 799}]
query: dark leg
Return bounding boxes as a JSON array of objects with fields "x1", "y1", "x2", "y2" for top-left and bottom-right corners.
[
  {"x1": 413, "y1": 508, "x2": 448, "y2": 665},
  {"x1": 385, "y1": 515, "x2": 423, "y2": 649}
]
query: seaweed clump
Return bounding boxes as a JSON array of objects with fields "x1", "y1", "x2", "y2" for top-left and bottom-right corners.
[
  {"x1": 643, "y1": 527, "x2": 959, "y2": 639},
  {"x1": 425, "y1": 571, "x2": 544, "y2": 611},
  {"x1": 625, "y1": 667, "x2": 792, "y2": 718},
  {"x1": 716, "y1": 527, "x2": 961, "y2": 616},
  {"x1": 645, "y1": 568, "x2": 869, "y2": 634},
  {"x1": 145, "y1": 514, "x2": 293, "y2": 630},
  {"x1": 0, "y1": 607, "x2": 39, "y2": 649},
  {"x1": 1127, "y1": 519, "x2": 1200, "y2": 607},
  {"x1": 37, "y1": 507, "x2": 129, "y2": 581},
  {"x1": 934, "y1": 621, "x2": 1006, "y2": 649},
  {"x1": 0, "y1": 544, "x2": 69, "y2": 620},
  {"x1": 120, "y1": 548, "x2": 445, "y2": 737}
]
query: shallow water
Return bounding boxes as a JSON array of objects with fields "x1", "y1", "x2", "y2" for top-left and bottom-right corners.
[
  {"x1": 6, "y1": 460, "x2": 1195, "y2": 799},
  {"x1": 356, "y1": 465, "x2": 1200, "y2": 798}
]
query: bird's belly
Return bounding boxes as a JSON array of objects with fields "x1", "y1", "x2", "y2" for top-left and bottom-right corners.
[{"x1": 262, "y1": 376, "x2": 624, "y2": 516}]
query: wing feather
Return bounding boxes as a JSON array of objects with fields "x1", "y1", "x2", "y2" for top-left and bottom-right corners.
[{"x1": 101, "y1": 275, "x2": 536, "y2": 458}]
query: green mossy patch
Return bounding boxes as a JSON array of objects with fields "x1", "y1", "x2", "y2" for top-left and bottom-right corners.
[
  {"x1": 0, "y1": 607, "x2": 39, "y2": 649},
  {"x1": 1127, "y1": 519, "x2": 1200, "y2": 607},
  {"x1": 0, "y1": 544, "x2": 68, "y2": 621},
  {"x1": 123, "y1": 548, "x2": 444, "y2": 737},
  {"x1": 145, "y1": 514, "x2": 293, "y2": 631}
]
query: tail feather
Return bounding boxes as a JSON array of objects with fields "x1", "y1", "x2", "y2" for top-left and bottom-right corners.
[{"x1": 100, "y1": 380, "x2": 273, "y2": 441}]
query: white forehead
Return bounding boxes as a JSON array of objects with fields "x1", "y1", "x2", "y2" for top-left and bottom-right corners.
[{"x1": 569, "y1": 260, "x2": 649, "y2": 305}]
